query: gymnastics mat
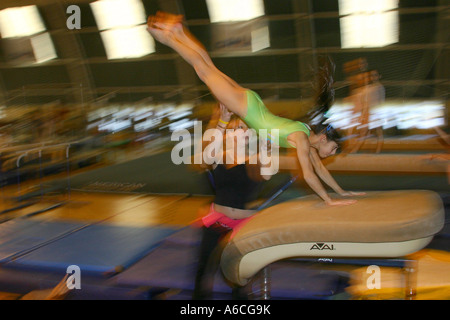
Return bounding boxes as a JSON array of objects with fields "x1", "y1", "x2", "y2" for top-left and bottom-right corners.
[
  {"x1": 0, "y1": 219, "x2": 85, "y2": 263},
  {"x1": 19, "y1": 152, "x2": 215, "y2": 199},
  {"x1": 114, "y1": 227, "x2": 344, "y2": 299},
  {"x1": 162, "y1": 225, "x2": 202, "y2": 247},
  {"x1": 6, "y1": 224, "x2": 177, "y2": 276}
]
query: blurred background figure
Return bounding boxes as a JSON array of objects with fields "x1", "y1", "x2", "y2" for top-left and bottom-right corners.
[
  {"x1": 343, "y1": 59, "x2": 386, "y2": 154},
  {"x1": 344, "y1": 63, "x2": 370, "y2": 153},
  {"x1": 367, "y1": 70, "x2": 386, "y2": 153}
]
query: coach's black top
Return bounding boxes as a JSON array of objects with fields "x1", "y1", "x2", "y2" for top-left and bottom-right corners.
[{"x1": 212, "y1": 164, "x2": 262, "y2": 210}]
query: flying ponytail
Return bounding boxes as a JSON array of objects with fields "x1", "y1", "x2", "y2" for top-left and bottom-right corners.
[
  {"x1": 306, "y1": 55, "x2": 336, "y2": 124},
  {"x1": 306, "y1": 56, "x2": 342, "y2": 147}
]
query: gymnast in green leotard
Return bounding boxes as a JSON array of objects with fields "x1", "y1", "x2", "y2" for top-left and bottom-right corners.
[
  {"x1": 147, "y1": 12, "x2": 364, "y2": 206},
  {"x1": 244, "y1": 89, "x2": 311, "y2": 148}
]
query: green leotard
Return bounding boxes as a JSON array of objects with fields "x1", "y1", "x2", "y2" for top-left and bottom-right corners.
[{"x1": 243, "y1": 90, "x2": 310, "y2": 148}]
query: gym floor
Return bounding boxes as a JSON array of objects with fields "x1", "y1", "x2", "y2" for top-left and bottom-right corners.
[{"x1": 0, "y1": 143, "x2": 448, "y2": 300}]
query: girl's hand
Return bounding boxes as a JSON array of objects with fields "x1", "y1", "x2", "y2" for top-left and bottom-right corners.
[
  {"x1": 219, "y1": 103, "x2": 233, "y2": 122},
  {"x1": 339, "y1": 191, "x2": 366, "y2": 197}
]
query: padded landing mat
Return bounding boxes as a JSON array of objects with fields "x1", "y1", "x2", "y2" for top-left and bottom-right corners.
[
  {"x1": 115, "y1": 226, "x2": 344, "y2": 299},
  {"x1": 0, "y1": 220, "x2": 85, "y2": 263},
  {"x1": 6, "y1": 224, "x2": 177, "y2": 276},
  {"x1": 25, "y1": 152, "x2": 215, "y2": 197}
]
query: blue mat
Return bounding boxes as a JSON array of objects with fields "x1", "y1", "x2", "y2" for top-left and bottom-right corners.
[
  {"x1": 115, "y1": 240, "x2": 231, "y2": 292},
  {"x1": 0, "y1": 220, "x2": 85, "y2": 263},
  {"x1": 162, "y1": 225, "x2": 202, "y2": 247},
  {"x1": 6, "y1": 224, "x2": 177, "y2": 276},
  {"x1": 115, "y1": 226, "x2": 344, "y2": 299}
]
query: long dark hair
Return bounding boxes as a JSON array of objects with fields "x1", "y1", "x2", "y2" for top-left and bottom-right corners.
[{"x1": 306, "y1": 56, "x2": 342, "y2": 146}]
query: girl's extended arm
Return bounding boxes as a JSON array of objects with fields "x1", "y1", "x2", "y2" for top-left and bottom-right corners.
[
  {"x1": 309, "y1": 149, "x2": 364, "y2": 196},
  {"x1": 291, "y1": 132, "x2": 356, "y2": 206}
]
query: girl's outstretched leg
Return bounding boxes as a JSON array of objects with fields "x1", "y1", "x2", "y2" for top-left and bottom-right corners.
[{"x1": 147, "y1": 13, "x2": 248, "y2": 118}]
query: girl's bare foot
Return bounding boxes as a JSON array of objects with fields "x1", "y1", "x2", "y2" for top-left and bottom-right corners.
[
  {"x1": 148, "y1": 11, "x2": 183, "y2": 31},
  {"x1": 147, "y1": 12, "x2": 184, "y2": 44}
]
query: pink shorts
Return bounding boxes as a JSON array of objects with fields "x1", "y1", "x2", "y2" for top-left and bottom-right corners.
[{"x1": 201, "y1": 203, "x2": 250, "y2": 230}]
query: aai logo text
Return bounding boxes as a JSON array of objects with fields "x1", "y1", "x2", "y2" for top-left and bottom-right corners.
[{"x1": 310, "y1": 243, "x2": 335, "y2": 251}]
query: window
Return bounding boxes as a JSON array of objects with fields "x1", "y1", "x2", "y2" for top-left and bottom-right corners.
[
  {"x1": 0, "y1": 5, "x2": 57, "y2": 63},
  {"x1": 339, "y1": 0, "x2": 399, "y2": 48},
  {"x1": 206, "y1": 0, "x2": 264, "y2": 23},
  {"x1": 90, "y1": 0, "x2": 154, "y2": 59}
]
